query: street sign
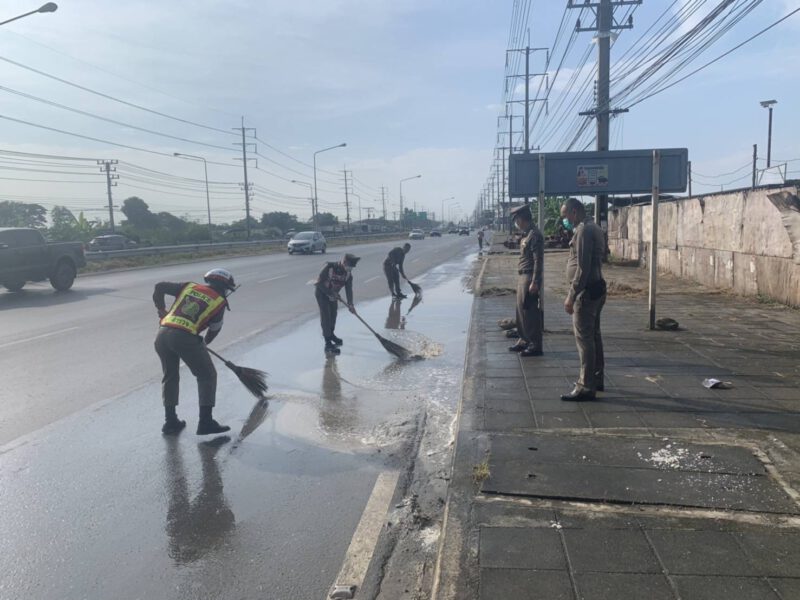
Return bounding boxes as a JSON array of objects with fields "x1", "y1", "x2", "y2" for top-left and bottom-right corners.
[{"x1": 509, "y1": 148, "x2": 688, "y2": 196}]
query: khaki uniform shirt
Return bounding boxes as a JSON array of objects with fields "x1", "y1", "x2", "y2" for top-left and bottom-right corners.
[
  {"x1": 518, "y1": 226, "x2": 544, "y2": 288},
  {"x1": 566, "y1": 218, "x2": 604, "y2": 302}
]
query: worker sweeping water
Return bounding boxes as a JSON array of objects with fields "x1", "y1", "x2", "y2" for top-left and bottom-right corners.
[
  {"x1": 153, "y1": 268, "x2": 237, "y2": 436},
  {"x1": 383, "y1": 243, "x2": 412, "y2": 299},
  {"x1": 315, "y1": 253, "x2": 360, "y2": 355}
]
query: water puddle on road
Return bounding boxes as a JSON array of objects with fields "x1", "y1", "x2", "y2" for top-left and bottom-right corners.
[{"x1": 222, "y1": 253, "x2": 477, "y2": 456}]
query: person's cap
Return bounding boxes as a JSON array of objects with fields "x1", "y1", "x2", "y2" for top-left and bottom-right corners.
[
  {"x1": 343, "y1": 253, "x2": 361, "y2": 266},
  {"x1": 509, "y1": 204, "x2": 532, "y2": 219}
]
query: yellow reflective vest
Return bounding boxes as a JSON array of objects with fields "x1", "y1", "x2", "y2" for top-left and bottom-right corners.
[{"x1": 160, "y1": 283, "x2": 226, "y2": 335}]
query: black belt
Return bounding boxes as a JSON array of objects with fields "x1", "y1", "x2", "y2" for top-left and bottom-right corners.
[{"x1": 518, "y1": 269, "x2": 532, "y2": 275}]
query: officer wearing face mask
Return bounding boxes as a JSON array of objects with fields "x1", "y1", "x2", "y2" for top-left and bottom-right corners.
[
  {"x1": 315, "y1": 253, "x2": 360, "y2": 355},
  {"x1": 560, "y1": 198, "x2": 607, "y2": 401}
]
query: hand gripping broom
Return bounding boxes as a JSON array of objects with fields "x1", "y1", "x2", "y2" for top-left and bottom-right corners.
[
  {"x1": 337, "y1": 297, "x2": 412, "y2": 360},
  {"x1": 204, "y1": 346, "x2": 269, "y2": 400}
]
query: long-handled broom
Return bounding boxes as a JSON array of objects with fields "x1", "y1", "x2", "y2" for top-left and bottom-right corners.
[
  {"x1": 337, "y1": 297, "x2": 413, "y2": 360},
  {"x1": 404, "y1": 276, "x2": 422, "y2": 296},
  {"x1": 205, "y1": 346, "x2": 269, "y2": 400}
]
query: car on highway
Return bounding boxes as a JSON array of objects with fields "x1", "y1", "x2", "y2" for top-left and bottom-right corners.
[
  {"x1": 430, "y1": 230, "x2": 442, "y2": 237},
  {"x1": 408, "y1": 229, "x2": 425, "y2": 240},
  {"x1": 448, "y1": 228, "x2": 458, "y2": 234},
  {"x1": 87, "y1": 234, "x2": 137, "y2": 252},
  {"x1": 458, "y1": 228, "x2": 469, "y2": 236},
  {"x1": 0, "y1": 227, "x2": 86, "y2": 292},
  {"x1": 287, "y1": 231, "x2": 327, "y2": 254}
]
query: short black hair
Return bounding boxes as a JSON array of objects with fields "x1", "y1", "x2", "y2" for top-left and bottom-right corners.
[
  {"x1": 563, "y1": 197, "x2": 586, "y2": 215},
  {"x1": 403, "y1": 243, "x2": 411, "y2": 249}
]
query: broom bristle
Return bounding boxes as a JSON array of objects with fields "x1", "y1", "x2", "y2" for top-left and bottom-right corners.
[
  {"x1": 236, "y1": 366, "x2": 269, "y2": 399},
  {"x1": 378, "y1": 336, "x2": 413, "y2": 360}
]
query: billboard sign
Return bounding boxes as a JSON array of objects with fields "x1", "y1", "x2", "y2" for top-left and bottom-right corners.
[{"x1": 509, "y1": 148, "x2": 688, "y2": 197}]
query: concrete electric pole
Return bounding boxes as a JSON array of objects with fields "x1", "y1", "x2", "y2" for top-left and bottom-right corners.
[
  {"x1": 98, "y1": 159, "x2": 118, "y2": 232},
  {"x1": 571, "y1": 0, "x2": 639, "y2": 229}
]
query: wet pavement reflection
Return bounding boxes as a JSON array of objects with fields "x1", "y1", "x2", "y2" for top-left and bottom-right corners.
[{"x1": 0, "y1": 252, "x2": 476, "y2": 600}]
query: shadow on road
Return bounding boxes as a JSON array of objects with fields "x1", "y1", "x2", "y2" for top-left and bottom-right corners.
[{"x1": 0, "y1": 286, "x2": 118, "y2": 311}]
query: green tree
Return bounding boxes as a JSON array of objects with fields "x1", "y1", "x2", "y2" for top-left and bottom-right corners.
[
  {"x1": 261, "y1": 211, "x2": 300, "y2": 233},
  {"x1": 315, "y1": 212, "x2": 339, "y2": 227},
  {"x1": 0, "y1": 201, "x2": 47, "y2": 228}
]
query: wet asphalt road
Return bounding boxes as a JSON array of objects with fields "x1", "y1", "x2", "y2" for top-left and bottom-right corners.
[{"x1": 0, "y1": 234, "x2": 477, "y2": 599}]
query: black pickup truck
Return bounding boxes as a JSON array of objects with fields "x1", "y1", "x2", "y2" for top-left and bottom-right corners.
[{"x1": 0, "y1": 228, "x2": 86, "y2": 292}]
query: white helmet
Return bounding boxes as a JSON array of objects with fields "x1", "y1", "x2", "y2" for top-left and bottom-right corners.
[{"x1": 204, "y1": 268, "x2": 236, "y2": 291}]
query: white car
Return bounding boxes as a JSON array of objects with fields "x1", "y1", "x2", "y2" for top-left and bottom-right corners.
[
  {"x1": 287, "y1": 231, "x2": 327, "y2": 254},
  {"x1": 408, "y1": 229, "x2": 425, "y2": 240}
]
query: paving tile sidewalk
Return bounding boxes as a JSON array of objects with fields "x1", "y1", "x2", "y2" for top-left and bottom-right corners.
[{"x1": 433, "y1": 236, "x2": 800, "y2": 600}]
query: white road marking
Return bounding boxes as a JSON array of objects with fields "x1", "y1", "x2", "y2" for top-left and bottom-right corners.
[
  {"x1": 258, "y1": 274, "x2": 287, "y2": 284},
  {"x1": 363, "y1": 275, "x2": 381, "y2": 284},
  {"x1": 0, "y1": 327, "x2": 80, "y2": 350},
  {"x1": 328, "y1": 471, "x2": 400, "y2": 599}
]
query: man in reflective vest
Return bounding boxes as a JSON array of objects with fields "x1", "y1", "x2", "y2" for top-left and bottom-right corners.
[
  {"x1": 153, "y1": 268, "x2": 237, "y2": 435},
  {"x1": 315, "y1": 253, "x2": 360, "y2": 355}
]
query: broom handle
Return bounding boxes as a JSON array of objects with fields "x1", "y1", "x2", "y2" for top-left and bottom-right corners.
[
  {"x1": 204, "y1": 345, "x2": 236, "y2": 369},
  {"x1": 337, "y1": 296, "x2": 381, "y2": 337}
]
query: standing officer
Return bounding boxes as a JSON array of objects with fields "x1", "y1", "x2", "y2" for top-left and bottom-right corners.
[
  {"x1": 560, "y1": 198, "x2": 606, "y2": 401},
  {"x1": 153, "y1": 268, "x2": 236, "y2": 435},
  {"x1": 383, "y1": 243, "x2": 411, "y2": 299},
  {"x1": 315, "y1": 253, "x2": 360, "y2": 355},
  {"x1": 477, "y1": 229, "x2": 485, "y2": 252},
  {"x1": 508, "y1": 204, "x2": 544, "y2": 357}
]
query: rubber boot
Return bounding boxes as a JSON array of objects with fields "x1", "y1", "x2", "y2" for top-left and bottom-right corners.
[
  {"x1": 324, "y1": 338, "x2": 341, "y2": 355},
  {"x1": 330, "y1": 334, "x2": 343, "y2": 346},
  {"x1": 162, "y1": 406, "x2": 186, "y2": 435},
  {"x1": 197, "y1": 405, "x2": 230, "y2": 435}
]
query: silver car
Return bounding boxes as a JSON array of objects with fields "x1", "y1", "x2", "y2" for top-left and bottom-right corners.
[{"x1": 287, "y1": 231, "x2": 327, "y2": 254}]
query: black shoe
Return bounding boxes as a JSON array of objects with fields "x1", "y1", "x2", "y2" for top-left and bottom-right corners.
[
  {"x1": 520, "y1": 346, "x2": 543, "y2": 357},
  {"x1": 396, "y1": 293, "x2": 408, "y2": 299},
  {"x1": 560, "y1": 386, "x2": 596, "y2": 401},
  {"x1": 505, "y1": 329, "x2": 520, "y2": 339},
  {"x1": 330, "y1": 335, "x2": 343, "y2": 346},
  {"x1": 596, "y1": 383, "x2": 605, "y2": 392},
  {"x1": 508, "y1": 342, "x2": 526, "y2": 352},
  {"x1": 325, "y1": 342, "x2": 341, "y2": 355},
  {"x1": 162, "y1": 419, "x2": 186, "y2": 435},
  {"x1": 197, "y1": 419, "x2": 231, "y2": 435}
]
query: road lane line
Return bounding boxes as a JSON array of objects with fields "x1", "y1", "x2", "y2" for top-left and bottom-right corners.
[
  {"x1": 258, "y1": 274, "x2": 287, "y2": 284},
  {"x1": 0, "y1": 327, "x2": 80, "y2": 350},
  {"x1": 363, "y1": 275, "x2": 381, "y2": 284},
  {"x1": 328, "y1": 471, "x2": 400, "y2": 599}
]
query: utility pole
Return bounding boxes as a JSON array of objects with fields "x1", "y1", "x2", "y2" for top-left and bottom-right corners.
[
  {"x1": 380, "y1": 186, "x2": 387, "y2": 220},
  {"x1": 342, "y1": 168, "x2": 352, "y2": 230},
  {"x1": 571, "y1": 0, "x2": 638, "y2": 228},
  {"x1": 506, "y1": 47, "x2": 548, "y2": 207},
  {"x1": 752, "y1": 144, "x2": 758, "y2": 188},
  {"x1": 98, "y1": 159, "x2": 118, "y2": 232},
  {"x1": 233, "y1": 117, "x2": 256, "y2": 240}
]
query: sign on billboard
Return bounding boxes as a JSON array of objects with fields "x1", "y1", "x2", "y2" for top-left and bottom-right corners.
[{"x1": 509, "y1": 148, "x2": 688, "y2": 197}]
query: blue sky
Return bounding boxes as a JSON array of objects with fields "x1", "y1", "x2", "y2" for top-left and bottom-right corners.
[{"x1": 0, "y1": 0, "x2": 797, "y2": 224}]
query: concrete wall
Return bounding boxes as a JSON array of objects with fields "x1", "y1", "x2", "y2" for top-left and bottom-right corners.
[{"x1": 608, "y1": 185, "x2": 800, "y2": 307}]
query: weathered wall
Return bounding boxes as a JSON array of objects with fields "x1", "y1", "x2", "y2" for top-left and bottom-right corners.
[{"x1": 608, "y1": 185, "x2": 800, "y2": 307}]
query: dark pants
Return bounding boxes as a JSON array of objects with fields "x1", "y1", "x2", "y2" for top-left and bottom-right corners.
[
  {"x1": 516, "y1": 274, "x2": 543, "y2": 351},
  {"x1": 384, "y1": 262, "x2": 401, "y2": 295},
  {"x1": 573, "y1": 292, "x2": 606, "y2": 392},
  {"x1": 478, "y1": 238, "x2": 483, "y2": 249},
  {"x1": 315, "y1": 287, "x2": 338, "y2": 339},
  {"x1": 154, "y1": 327, "x2": 217, "y2": 408}
]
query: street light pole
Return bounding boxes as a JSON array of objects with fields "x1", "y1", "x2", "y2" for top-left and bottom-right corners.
[
  {"x1": 760, "y1": 99, "x2": 777, "y2": 168},
  {"x1": 399, "y1": 174, "x2": 422, "y2": 230},
  {"x1": 291, "y1": 180, "x2": 314, "y2": 224},
  {"x1": 174, "y1": 152, "x2": 213, "y2": 243},
  {"x1": 0, "y1": 2, "x2": 57, "y2": 26},
  {"x1": 313, "y1": 143, "x2": 346, "y2": 231},
  {"x1": 441, "y1": 196, "x2": 454, "y2": 227}
]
